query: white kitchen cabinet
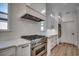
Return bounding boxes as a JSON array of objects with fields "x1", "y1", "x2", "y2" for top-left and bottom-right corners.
[
  {"x1": 0, "y1": 46, "x2": 16, "y2": 56},
  {"x1": 16, "y1": 44, "x2": 31, "y2": 56},
  {"x1": 47, "y1": 35, "x2": 57, "y2": 56}
]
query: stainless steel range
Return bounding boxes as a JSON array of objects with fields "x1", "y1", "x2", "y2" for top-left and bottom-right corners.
[{"x1": 21, "y1": 35, "x2": 47, "y2": 56}]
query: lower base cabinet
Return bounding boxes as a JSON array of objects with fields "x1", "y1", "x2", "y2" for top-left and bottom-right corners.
[
  {"x1": 16, "y1": 44, "x2": 31, "y2": 56},
  {"x1": 0, "y1": 46, "x2": 16, "y2": 56},
  {"x1": 0, "y1": 44, "x2": 30, "y2": 56},
  {"x1": 47, "y1": 35, "x2": 57, "y2": 56}
]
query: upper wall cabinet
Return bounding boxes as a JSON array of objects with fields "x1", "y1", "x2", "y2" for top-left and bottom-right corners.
[{"x1": 0, "y1": 3, "x2": 8, "y2": 31}]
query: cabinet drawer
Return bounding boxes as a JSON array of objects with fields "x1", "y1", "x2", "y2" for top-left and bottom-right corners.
[{"x1": 0, "y1": 46, "x2": 16, "y2": 56}]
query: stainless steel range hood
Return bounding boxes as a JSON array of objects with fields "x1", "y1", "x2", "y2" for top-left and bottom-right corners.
[{"x1": 21, "y1": 13, "x2": 44, "y2": 22}]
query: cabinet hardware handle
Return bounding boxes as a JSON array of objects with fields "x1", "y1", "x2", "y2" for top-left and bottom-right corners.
[{"x1": 22, "y1": 45, "x2": 29, "y2": 48}]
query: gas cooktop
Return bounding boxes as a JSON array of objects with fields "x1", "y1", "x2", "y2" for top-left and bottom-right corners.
[{"x1": 21, "y1": 35, "x2": 45, "y2": 40}]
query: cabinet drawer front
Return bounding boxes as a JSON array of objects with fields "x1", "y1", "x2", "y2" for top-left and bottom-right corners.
[{"x1": 0, "y1": 46, "x2": 16, "y2": 56}]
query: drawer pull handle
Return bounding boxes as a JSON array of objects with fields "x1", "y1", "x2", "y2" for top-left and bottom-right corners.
[{"x1": 22, "y1": 45, "x2": 29, "y2": 48}]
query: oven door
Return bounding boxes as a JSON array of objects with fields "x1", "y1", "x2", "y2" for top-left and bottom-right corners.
[{"x1": 32, "y1": 43, "x2": 47, "y2": 56}]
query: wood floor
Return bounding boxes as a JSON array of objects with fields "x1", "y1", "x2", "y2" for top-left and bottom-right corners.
[{"x1": 51, "y1": 43, "x2": 79, "y2": 56}]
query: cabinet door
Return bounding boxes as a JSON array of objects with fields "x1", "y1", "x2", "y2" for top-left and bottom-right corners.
[
  {"x1": 0, "y1": 46, "x2": 16, "y2": 56},
  {"x1": 16, "y1": 44, "x2": 30, "y2": 56},
  {"x1": 47, "y1": 36, "x2": 57, "y2": 55},
  {"x1": 21, "y1": 44, "x2": 29, "y2": 56}
]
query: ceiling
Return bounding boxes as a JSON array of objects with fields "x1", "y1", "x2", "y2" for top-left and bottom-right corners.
[
  {"x1": 47, "y1": 3, "x2": 79, "y2": 15},
  {"x1": 46, "y1": 3, "x2": 79, "y2": 22}
]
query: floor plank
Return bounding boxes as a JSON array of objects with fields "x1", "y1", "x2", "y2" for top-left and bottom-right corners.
[{"x1": 51, "y1": 43, "x2": 79, "y2": 56}]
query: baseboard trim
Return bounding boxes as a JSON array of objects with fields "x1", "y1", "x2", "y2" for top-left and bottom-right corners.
[{"x1": 59, "y1": 42, "x2": 78, "y2": 47}]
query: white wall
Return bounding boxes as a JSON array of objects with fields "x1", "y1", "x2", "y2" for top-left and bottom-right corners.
[
  {"x1": 0, "y1": 3, "x2": 46, "y2": 41},
  {"x1": 61, "y1": 10, "x2": 78, "y2": 45}
]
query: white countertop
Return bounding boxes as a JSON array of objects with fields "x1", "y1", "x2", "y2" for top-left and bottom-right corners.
[
  {"x1": 0, "y1": 39, "x2": 31, "y2": 49},
  {"x1": 0, "y1": 29, "x2": 58, "y2": 49}
]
